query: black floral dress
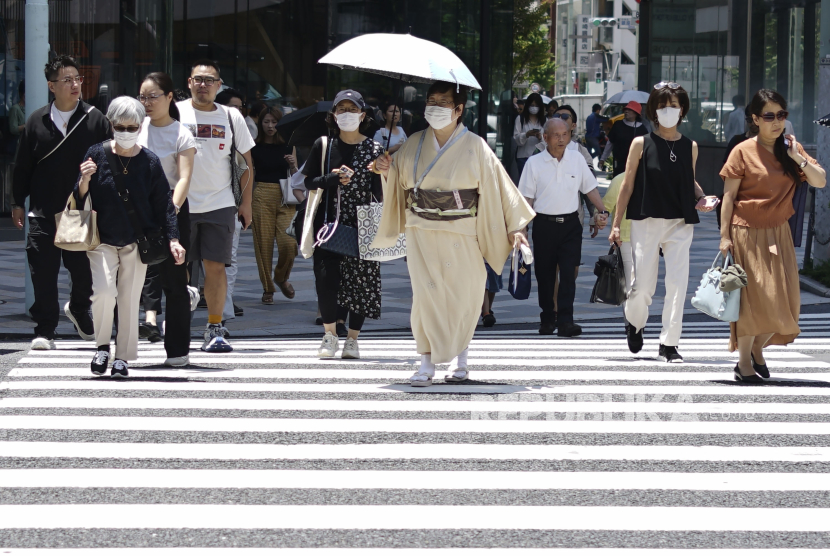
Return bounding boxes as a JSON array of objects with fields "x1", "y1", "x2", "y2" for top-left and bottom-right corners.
[{"x1": 336, "y1": 139, "x2": 383, "y2": 319}]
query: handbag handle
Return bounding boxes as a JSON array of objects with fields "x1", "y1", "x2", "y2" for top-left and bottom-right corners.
[{"x1": 711, "y1": 251, "x2": 733, "y2": 270}]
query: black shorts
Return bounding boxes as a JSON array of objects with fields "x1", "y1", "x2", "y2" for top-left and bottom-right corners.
[{"x1": 188, "y1": 206, "x2": 236, "y2": 264}]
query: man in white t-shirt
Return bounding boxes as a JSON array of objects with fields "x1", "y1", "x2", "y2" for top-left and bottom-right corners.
[
  {"x1": 176, "y1": 59, "x2": 255, "y2": 353},
  {"x1": 519, "y1": 118, "x2": 608, "y2": 338}
]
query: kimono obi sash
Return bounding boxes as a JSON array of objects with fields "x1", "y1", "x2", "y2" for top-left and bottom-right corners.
[{"x1": 407, "y1": 189, "x2": 479, "y2": 221}]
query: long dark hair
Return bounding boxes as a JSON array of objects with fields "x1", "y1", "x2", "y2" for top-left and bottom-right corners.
[
  {"x1": 256, "y1": 106, "x2": 285, "y2": 145},
  {"x1": 520, "y1": 93, "x2": 547, "y2": 128},
  {"x1": 143, "y1": 72, "x2": 179, "y2": 120},
  {"x1": 749, "y1": 89, "x2": 799, "y2": 183}
]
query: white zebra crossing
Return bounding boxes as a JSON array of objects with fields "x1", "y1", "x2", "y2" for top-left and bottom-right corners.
[{"x1": 2, "y1": 330, "x2": 830, "y2": 549}]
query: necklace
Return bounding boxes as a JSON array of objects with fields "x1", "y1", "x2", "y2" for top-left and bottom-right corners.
[
  {"x1": 116, "y1": 151, "x2": 133, "y2": 175},
  {"x1": 55, "y1": 108, "x2": 69, "y2": 130},
  {"x1": 658, "y1": 133, "x2": 679, "y2": 162}
]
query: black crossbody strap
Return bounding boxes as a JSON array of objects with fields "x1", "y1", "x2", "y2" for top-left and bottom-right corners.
[{"x1": 103, "y1": 142, "x2": 147, "y2": 242}]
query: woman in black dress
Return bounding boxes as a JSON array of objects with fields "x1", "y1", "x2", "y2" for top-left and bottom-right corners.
[
  {"x1": 609, "y1": 83, "x2": 719, "y2": 363},
  {"x1": 304, "y1": 90, "x2": 383, "y2": 360},
  {"x1": 602, "y1": 100, "x2": 648, "y2": 177}
]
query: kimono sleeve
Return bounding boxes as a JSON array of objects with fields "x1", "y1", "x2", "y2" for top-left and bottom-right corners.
[{"x1": 370, "y1": 149, "x2": 408, "y2": 250}]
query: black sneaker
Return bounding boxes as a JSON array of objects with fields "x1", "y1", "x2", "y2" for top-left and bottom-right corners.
[
  {"x1": 482, "y1": 313, "x2": 496, "y2": 327},
  {"x1": 139, "y1": 322, "x2": 163, "y2": 343},
  {"x1": 111, "y1": 359, "x2": 129, "y2": 378},
  {"x1": 659, "y1": 344, "x2": 683, "y2": 363},
  {"x1": 625, "y1": 320, "x2": 644, "y2": 353},
  {"x1": 336, "y1": 322, "x2": 348, "y2": 337},
  {"x1": 539, "y1": 322, "x2": 555, "y2": 335},
  {"x1": 234, "y1": 303, "x2": 244, "y2": 317},
  {"x1": 65, "y1": 302, "x2": 95, "y2": 341},
  {"x1": 557, "y1": 322, "x2": 582, "y2": 337},
  {"x1": 90, "y1": 349, "x2": 110, "y2": 376}
]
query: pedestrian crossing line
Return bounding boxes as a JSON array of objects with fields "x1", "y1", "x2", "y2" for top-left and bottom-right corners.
[
  {"x1": 7, "y1": 380, "x2": 830, "y2": 396},
  {"x1": 2, "y1": 504, "x2": 830, "y2": 531},
  {"x1": 0, "y1": 550, "x2": 821, "y2": 556},
  {"x1": 3, "y1": 397, "x2": 830, "y2": 416},
  {"x1": 16, "y1": 357, "x2": 827, "y2": 368},
  {"x1": 24, "y1": 349, "x2": 814, "y2": 359},
  {"x1": 1, "y1": 469, "x2": 829, "y2": 491},
  {"x1": 4, "y1": 442, "x2": 830, "y2": 462},
  {"x1": 4, "y1": 370, "x2": 830, "y2": 383},
  {"x1": 4, "y1": 415, "x2": 830, "y2": 434}
]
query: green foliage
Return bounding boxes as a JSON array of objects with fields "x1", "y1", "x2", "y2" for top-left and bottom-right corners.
[
  {"x1": 513, "y1": 0, "x2": 557, "y2": 89},
  {"x1": 800, "y1": 259, "x2": 830, "y2": 288}
]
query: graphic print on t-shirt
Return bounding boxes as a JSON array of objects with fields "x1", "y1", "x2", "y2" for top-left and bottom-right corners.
[
  {"x1": 184, "y1": 124, "x2": 197, "y2": 137},
  {"x1": 197, "y1": 124, "x2": 212, "y2": 138},
  {"x1": 212, "y1": 125, "x2": 225, "y2": 139}
]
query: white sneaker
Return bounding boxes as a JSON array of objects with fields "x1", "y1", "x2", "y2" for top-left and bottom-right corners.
[
  {"x1": 164, "y1": 355, "x2": 189, "y2": 367},
  {"x1": 341, "y1": 338, "x2": 360, "y2": 359},
  {"x1": 318, "y1": 332, "x2": 338, "y2": 359},
  {"x1": 31, "y1": 337, "x2": 55, "y2": 351},
  {"x1": 187, "y1": 286, "x2": 200, "y2": 312}
]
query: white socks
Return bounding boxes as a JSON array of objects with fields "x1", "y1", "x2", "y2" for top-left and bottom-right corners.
[
  {"x1": 418, "y1": 354, "x2": 436, "y2": 377},
  {"x1": 448, "y1": 348, "x2": 469, "y2": 372}
]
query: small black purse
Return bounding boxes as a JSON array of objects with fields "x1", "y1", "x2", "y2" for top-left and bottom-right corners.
[
  {"x1": 315, "y1": 186, "x2": 359, "y2": 258},
  {"x1": 105, "y1": 144, "x2": 169, "y2": 266},
  {"x1": 590, "y1": 245, "x2": 627, "y2": 306}
]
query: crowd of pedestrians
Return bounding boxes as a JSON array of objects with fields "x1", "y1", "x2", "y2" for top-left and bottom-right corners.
[{"x1": 9, "y1": 52, "x2": 826, "y2": 384}]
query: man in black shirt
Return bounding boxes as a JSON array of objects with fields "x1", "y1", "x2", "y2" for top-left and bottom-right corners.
[{"x1": 12, "y1": 55, "x2": 112, "y2": 350}]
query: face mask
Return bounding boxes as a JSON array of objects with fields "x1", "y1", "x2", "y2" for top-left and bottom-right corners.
[
  {"x1": 114, "y1": 130, "x2": 139, "y2": 150},
  {"x1": 528, "y1": 106, "x2": 540, "y2": 115},
  {"x1": 656, "y1": 107, "x2": 681, "y2": 128},
  {"x1": 424, "y1": 106, "x2": 456, "y2": 129},
  {"x1": 335, "y1": 112, "x2": 361, "y2": 132}
]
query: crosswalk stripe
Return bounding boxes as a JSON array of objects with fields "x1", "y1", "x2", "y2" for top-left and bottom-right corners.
[
  {"x1": 0, "y1": 550, "x2": 816, "y2": 555},
  {"x1": 6, "y1": 381, "x2": 830, "y2": 396},
  {"x1": 2, "y1": 504, "x2": 830, "y2": 531},
  {"x1": 5, "y1": 415, "x2": 830, "y2": 434},
  {"x1": 3, "y1": 397, "x2": 830, "y2": 415},
  {"x1": 1, "y1": 469, "x2": 828, "y2": 491},
  {"x1": 3, "y1": 442, "x2": 829, "y2": 462}
]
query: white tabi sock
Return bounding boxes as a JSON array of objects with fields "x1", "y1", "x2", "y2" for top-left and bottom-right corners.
[
  {"x1": 418, "y1": 354, "x2": 436, "y2": 377},
  {"x1": 448, "y1": 348, "x2": 469, "y2": 373}
]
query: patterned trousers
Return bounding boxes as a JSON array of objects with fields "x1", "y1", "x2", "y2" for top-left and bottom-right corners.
[{"x1": 251, "y1": 182, "x2": 298, "y2": 292}]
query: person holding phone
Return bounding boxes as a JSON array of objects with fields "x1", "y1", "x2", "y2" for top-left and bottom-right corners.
[
  {"x1": 303, "y1": 90, "x2": 384, "y2": 360},
  {"x1": 720, "y1": 89, "x2": 825, "y2": 382},
  {"x1": 609, "y1": 82, "x2": 719, "y2": 364},
  {"x1": 513, "y1": 93, "x2": 546, "y2": 178}
]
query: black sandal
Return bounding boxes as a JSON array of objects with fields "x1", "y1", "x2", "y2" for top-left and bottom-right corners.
[
  {"x1": 734, "y1": 364, "x2": 763, "y2": 383},
  {"x1": 751, "y1": 354, "x2": 770, "y2": 379}
]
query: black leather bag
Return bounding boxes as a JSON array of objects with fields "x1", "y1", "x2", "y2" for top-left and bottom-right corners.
[
  {"x1": 314, "y1": 165, "x2": 359, "y2": 258},
  {"x1": 590, "y1": 245, "x2": 626, "y2": 306},
  {"x1": 104, "y1": 144, "x2": 169, "y2": 266}
]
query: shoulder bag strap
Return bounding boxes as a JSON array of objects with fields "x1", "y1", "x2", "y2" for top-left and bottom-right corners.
[
  {"x1": 39, "y1": 104, "x2": 93, "y2": 164},
  {"x1": 103, "y1": 142, "x2": 148, "y2": 242}
]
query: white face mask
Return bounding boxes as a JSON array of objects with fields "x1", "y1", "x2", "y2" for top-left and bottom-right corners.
[
  {"x1": 335, "y1": 112, "x2": 362, "y2": 132},
  {"x1": 528, "y1": 106, "x2": 540, "y2": 115},
  {"x1": 424, "y1": 106, "x2": 457, "y2": 130},
  {"x1": 656, "y1": 107, "x2": 681, "y2": 128},
  {"x1": 114, "y1": 130, "x2": 139, "y2": 150}
]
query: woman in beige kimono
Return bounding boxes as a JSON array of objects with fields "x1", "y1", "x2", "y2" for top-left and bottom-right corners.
[{"x1": 372, "y1": 81, "x2": 535, "y2": 386}]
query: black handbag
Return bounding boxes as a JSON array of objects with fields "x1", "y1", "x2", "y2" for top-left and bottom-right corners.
[
  {"x1": 590, "y1": 245, "x2": 626, "y2": 306},
  {"x1": 104, "y1": 144, "x2": 169, "y2": 266},
  {"x1": 315, "y1": 186, "x2": 359, "y2": 258}
]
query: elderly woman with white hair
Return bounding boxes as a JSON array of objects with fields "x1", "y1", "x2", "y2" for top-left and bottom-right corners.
[{"x1": 74, "y1": 96, "x2": 185, "y2": 377}]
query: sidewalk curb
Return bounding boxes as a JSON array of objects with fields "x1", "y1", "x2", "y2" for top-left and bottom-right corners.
[{"x1": 799, "y1": 274, "x2": 830, "y2": 297}]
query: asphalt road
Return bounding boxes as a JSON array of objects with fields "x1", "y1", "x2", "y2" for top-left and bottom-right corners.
[{"x1": 2, "y1": 313, "x2": 830, "y2": 551}]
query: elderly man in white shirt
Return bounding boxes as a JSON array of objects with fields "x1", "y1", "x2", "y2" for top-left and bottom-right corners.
[{"x1": 519, "y1": 118, "x2": 608, "y2": 337}]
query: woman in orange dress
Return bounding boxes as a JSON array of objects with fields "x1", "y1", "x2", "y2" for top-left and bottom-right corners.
[{"x1": 720, "y1": 89, "x2": 826, "y2": 382}]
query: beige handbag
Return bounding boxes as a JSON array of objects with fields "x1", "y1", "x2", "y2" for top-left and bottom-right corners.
[
  {"x1": 54, "y1": 192, "x2": 100, "y2": 251},
  {"x1": 300, "y1": 137, "x2": 327, "y2": 259}
]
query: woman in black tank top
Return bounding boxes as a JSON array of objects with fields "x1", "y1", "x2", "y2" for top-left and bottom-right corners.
[{"x1": 607, "y1": 82, "x2": 719, "y2": 363}]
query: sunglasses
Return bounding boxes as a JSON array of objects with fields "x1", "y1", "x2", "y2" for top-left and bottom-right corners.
[
  {"x1": 759, "y1": 110, "x2": 788, "y2": 122},
  {"x1": 653, "y1": 81, "x2": 681, "y2": 90},
  {"x1": 113, "y1": 125, "x2": 140, "y2": 133},
  {"x1": 552, "y1": 113, "x2": 572, "y2": 121}
]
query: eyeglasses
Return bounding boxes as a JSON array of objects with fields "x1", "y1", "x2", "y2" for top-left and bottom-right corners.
[
  {"x1": 50, "y1": 76, "x2": 84, "y2": 85},
  {"x1": 759, "y1": 110, "x2": 788, "y2": 122},
  {"x1": 191, "y1": 76, "x2": 219, "y2": 86},
  {"x1": 138, "y1": 93, "x2": 164, "y2": 104},
  {"x1": 653, "y1": 81, "x2": 681, "y2": 90},
  {"x1": 552, "y1": 113, "x2": 572, "y2": 121},
  {"x1": 426, "y1": 99, "x2": 456, "y2": 108},
  {"x1": 112, "y1": 125, "x2": 140, "y2": 133}
]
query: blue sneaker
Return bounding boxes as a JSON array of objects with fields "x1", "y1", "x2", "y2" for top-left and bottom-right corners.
[{"x1": 201, "y1": 323, "x2": 233, "y2": 352}]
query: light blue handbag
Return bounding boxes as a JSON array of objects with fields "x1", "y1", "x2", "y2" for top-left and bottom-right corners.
[{"x1": 691, "y1": 252, "x2": 741, "y2": 323}]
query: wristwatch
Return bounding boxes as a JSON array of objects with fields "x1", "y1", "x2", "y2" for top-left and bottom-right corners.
[{"x1": 800, "y1": 158, "x2": 808, "y2": 169}]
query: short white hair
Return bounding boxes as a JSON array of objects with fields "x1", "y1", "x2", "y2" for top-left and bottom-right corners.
[{"x1": 107, "y1": 96, "x2": 145, "y2": 126}]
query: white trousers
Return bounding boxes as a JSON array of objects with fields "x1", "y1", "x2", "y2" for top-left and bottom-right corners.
[
  {"x1": 88, "y1": 243, "x2": 148, "y2": 361},
  {"x1": 223, "y1": 218, "x2": 242, "y2": 321},
  {"x1": 620, "y1": 241, "x2": 634, "y2": 295},
  {"x1": 625, "y1": 218, "x2": 694, "y2": 346}
]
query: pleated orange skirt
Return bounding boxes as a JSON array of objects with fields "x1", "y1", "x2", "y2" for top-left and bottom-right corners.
[{"x1": 728, "y1": 223, "x2": 800, "y2": 351}]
